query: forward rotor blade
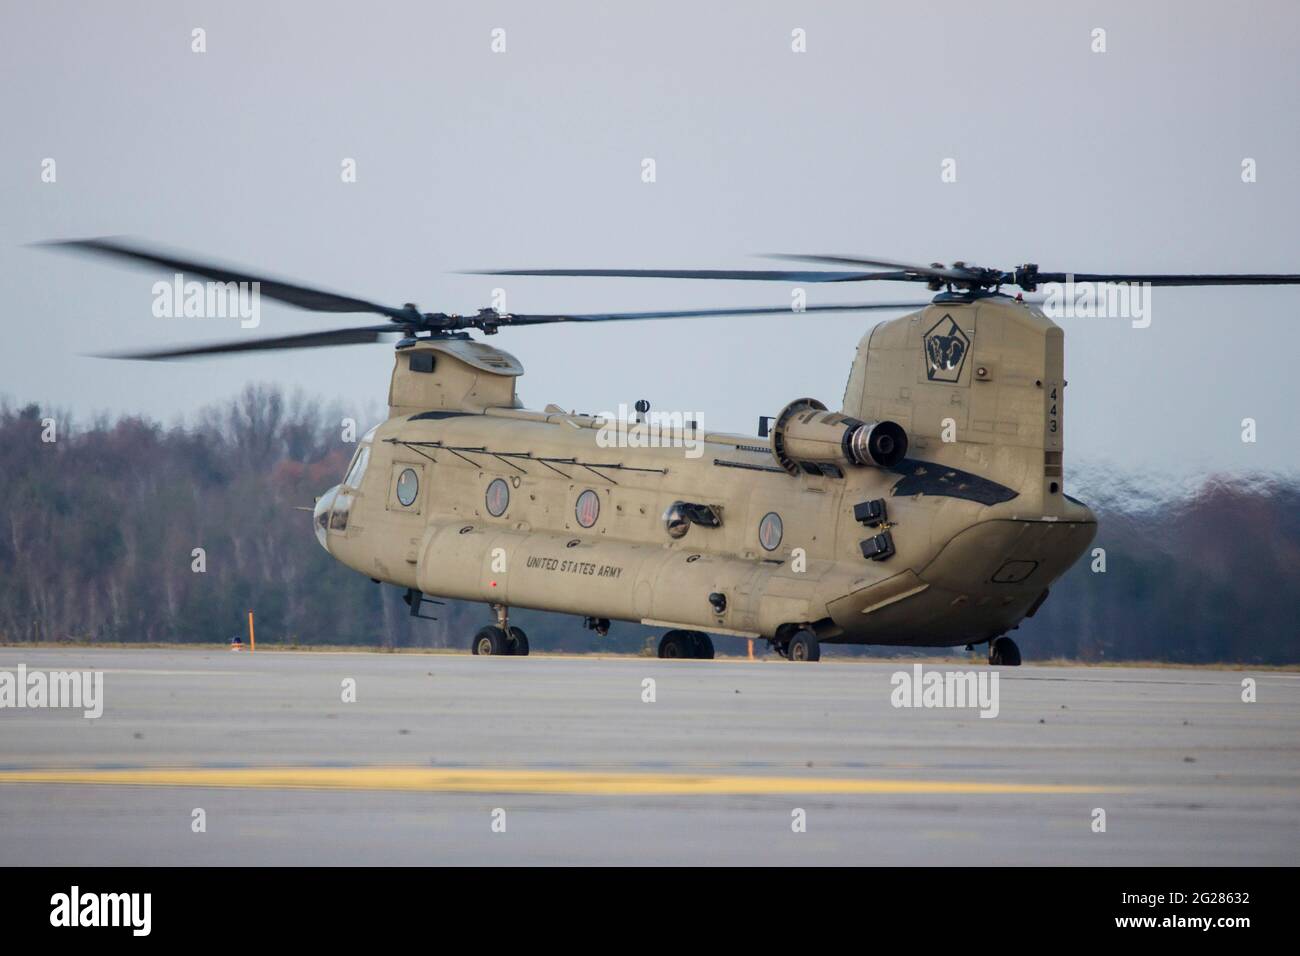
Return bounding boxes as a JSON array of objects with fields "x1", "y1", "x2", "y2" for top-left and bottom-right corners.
[
  {"x1": 1032, "y1": 271, "x2": 1300, "y2": 287},
  {"x1": 40, "y1": 238, "x2": 416, "y2": 321},
  {"x1": 464, "y1": 267, "x2": 911, "y2": 283},
  {"x1": 93, "y1": 325, "x2": 399, "y2": 361},
  {"x1": 500, "y1": 301, "x2": 932, "y2": 325}
]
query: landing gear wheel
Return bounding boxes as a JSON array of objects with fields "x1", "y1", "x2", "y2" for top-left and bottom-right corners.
[
  {"x1": 472, "y1": 625, "x2": 509, "y2": 656},
  {"x1": 688, "y1": 632, "x2": 714, "y2": 659},
  {"x1": 507, "y1": 626, "x2": 529, "y2": 656},
  {"x1": 787, "y1": 631, "x2": 820, "y2": 662},
  {"x1": 988, "y1": 635, "x2": 1021, "y2": 666},
  {"x1": 658, "y1": 630, "x2": 693, "y2": 659}
]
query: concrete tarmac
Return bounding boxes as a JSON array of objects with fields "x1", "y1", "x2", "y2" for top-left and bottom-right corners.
[{"x1": 0, "y1": 648, "x2": 1296, "y2": 865}]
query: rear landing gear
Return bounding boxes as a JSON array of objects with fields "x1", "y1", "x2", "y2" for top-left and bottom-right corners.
[
  {"x1": 988, "y1": 635, "x2": 1021, "y2": 666},
  {"x1": 771, "y1": 628, "x2": 820, "y2": 661},
  {"x1": 787, "y1": 631, "x2": 820, "y2": 662},
  {"x1": 657, "y1": 629, "x2": 713, "y2": 659}
]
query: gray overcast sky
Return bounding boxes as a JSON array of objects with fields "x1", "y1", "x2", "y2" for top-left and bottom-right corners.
[{"x1": 2, "y1": 0, "x2": 1297, "y2": 485}]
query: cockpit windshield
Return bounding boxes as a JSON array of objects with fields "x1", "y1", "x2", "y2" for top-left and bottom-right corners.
[{"x1": 344, "y1": 444, "x2": 370, "y2": 489}]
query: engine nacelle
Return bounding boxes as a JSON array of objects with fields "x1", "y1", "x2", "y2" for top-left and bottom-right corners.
[{"x1": 770, "y1": 398, "x2": 908, "y2": 476}]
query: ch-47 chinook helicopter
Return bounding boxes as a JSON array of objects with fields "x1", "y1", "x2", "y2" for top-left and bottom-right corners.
[{"x1": 46, "y1": 240, "x2": 1300, "y2": 663}]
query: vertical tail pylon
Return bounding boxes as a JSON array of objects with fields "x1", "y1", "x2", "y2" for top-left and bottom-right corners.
[{"x1": 842, "y1": 295, "x2": 1070, "y2": 514}]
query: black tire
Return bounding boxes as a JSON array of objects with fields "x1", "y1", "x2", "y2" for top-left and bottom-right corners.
[
  {"x1": 988, "y1": 636, "x2": 1021, "y2": 666},
  {"x1": 507, "y1": 626, "x2": 530, "y2": 656},
  {"x1": 658, "y1": 630, "x2": 692, "y2": 659},
  {"x1": 787, "y1": 631, "x2": 821, "y2": 662},
  {"x1": 472, "y1": 625, "x2": 509, "y2": 656},
  {"x1": 689, "y1": 632, "x2": 715, "y2": 659}
]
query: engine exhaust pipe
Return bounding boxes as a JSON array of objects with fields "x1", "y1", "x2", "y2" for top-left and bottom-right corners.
[{"x1": 770, "y1": 398, "x2": 908, "y2": 476}]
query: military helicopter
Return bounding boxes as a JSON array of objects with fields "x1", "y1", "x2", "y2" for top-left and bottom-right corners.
[{"x1": 44, "y1": 239, "x2": 1300, "y2": 663}]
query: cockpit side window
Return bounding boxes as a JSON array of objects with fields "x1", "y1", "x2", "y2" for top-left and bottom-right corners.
[{"x1": 329, "y1": 493, "x2": 352, "y2": 531}]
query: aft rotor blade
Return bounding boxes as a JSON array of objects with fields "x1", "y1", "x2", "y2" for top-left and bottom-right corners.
[
  {"x1": 500, "y1": 301, "x2": 932, "y2": 326},
  {"x1": 40, "y1": 238, "x2": 416, "y2": 321},
  {"x1": 93, "y1": 325, "x2": 399, "y2": 360},
  {"x1": 765, "y1": 254, "x2": 977, "y2": 282},
  {"x1": 464, "y1": 266, "x2": 912, "y2": 283},
  {"x1": 1032, "y1": 271, "x2": 1300, "y2": 287}
]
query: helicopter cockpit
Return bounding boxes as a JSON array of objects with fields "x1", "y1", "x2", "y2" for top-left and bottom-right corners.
[{"x1": 314, "y1": 426, "x2": 377, "y2": 550}]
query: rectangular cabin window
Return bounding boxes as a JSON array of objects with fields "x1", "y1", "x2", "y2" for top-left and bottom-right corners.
[{"x1": 409, "y1": 352, "x2": 435, "y2": 374}]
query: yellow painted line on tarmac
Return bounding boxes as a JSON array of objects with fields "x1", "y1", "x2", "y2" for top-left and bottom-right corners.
[{"x1": 0, "y1": 766, "x2": 1114, "y2": 796}]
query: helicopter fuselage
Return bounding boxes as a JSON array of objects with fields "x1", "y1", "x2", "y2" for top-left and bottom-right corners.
[{"x1": 313, "y1": 295, "x2": 1097, "y2": 651}]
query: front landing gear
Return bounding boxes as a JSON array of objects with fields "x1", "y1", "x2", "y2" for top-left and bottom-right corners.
[
  {"x1": 988, "y1": 635, "x2": 1021, "y2": 666},
  {"x1": 472, "y1": 625, "x2": 509, "y2": 655},
  {"x1": 472, "y1": 605, "x2": 529, "y2": 656},
  {"x1": 657, "y1": 630, "x2": 714, "y2": 659}
]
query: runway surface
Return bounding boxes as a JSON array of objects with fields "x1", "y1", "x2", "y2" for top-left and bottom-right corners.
[{"x1": 1, "y1": 648, "x2": 1296, "y2": 865}]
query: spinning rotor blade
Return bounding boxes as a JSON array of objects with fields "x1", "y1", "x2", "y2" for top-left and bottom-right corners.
[
  {"x1": 97, "y1": 302, "x2": 931, "y2": 355},
  {"x1": 764, "y1": 254, "x2": 978, "y2": 282},
  {"x1": 40, "y1": 238, "x2": 417, "y2": 321},
  {"x1": 465, "y1": 266, "x2": 910, "y2": 283},
  {"x1": 1028, "y1": 271, "x2": 1300, "y2": 287},
  {"x1": 477, "y1": 256, "x2": 1300, "y2": 292},
  {"x1": 500, "y1": 300, "x2": 932, "y2": 326},
  {"x1": 770, "y1": 258, "x2": 1300, "y2": 288},
  {"x1": 95, "y1": 325, "x2": 398, "y2": 360}
]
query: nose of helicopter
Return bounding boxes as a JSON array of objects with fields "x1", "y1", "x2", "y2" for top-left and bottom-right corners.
[{"x1": 313, "y1": 485, "x2": 341, "y2": 552}]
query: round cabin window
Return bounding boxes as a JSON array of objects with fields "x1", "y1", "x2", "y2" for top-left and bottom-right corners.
[
  {"x1": 662, "y1": 502, "x2": 690, "y2": 539},
  {"x1": 575, "y1": 490, "x2": 600, "y2": 528},
  {"x1": 486, "y1": 478, "x2": 510, "y2": 517},
  {"x1": 758, "y1": 511, "x2": 783, "y2": 551},
  {"x1": 396, "y1": 468, "x2": 419, "y2": 507}
]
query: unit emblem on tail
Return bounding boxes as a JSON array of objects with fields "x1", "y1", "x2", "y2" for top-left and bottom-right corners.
[{"x1": 924, "y1": 314, "x2": 969, "y2": 382}]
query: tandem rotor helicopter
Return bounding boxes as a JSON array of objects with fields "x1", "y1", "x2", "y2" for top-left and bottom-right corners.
[{"x1": 44, "y1": 239, "x2": 1300, "y2": 663}]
